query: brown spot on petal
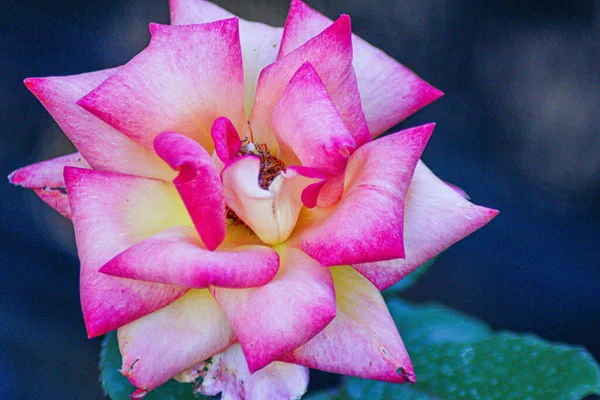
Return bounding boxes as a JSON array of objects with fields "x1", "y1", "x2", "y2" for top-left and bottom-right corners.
[{"x1": 397, "y1": 366, "x2": 416, "y2": 383}]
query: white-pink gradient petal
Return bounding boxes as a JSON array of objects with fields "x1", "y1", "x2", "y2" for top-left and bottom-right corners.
[
  {"x1": 169, "y1": 0, "x2": 283, "y2": 116},
  {"x1": 78, "y1": 19, "x2": 246, "y2": 153},
  {"x1": 353, "y1": 161, "x2": 499, "y2": 290},
  {"x1": 250, "y1": 15, "x2": 370, "y2": 153},
  {"x1": 221, "y1": 156, "x2": 325, "y2": 245},
  {"x1": 189, "y1": 343, "x2": 309, "y2": 400},
  {"x1": 64, "y1": 167, "x2": 192, "y2": 337},
  {"x1": 118, "y1": 289, "x2": 236, "y2": 391},
  {"x1": 154, "y1": 131, "x2": 226, "y2": 251},
  {"x1": 279, "y1": 0, "x2": 443, "y2": 137},
  {"x1": 99, "y1": 226, "x2": 279, "y2": 289},
  {"x1": 8, "y1": 153, "x2": 90, "y2": 218},
  {"x1": 300, "y1": 124, "x2": 434, "y2": 266},
  {"x1": 212, "y1": 247, "x2": 336, "y2": 373},
  {"x1": 281, "y1": 266, "x2": 414, "y2": 383},
  {"x1": 271, "y1": 62, "x2": 355, "y2": 207},
  {"x1": 23, "y1": 71, "x2": 172, "y2": 179}
]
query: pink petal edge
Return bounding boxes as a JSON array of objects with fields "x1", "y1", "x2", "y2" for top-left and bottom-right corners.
[
  {"x1": 212, "y1": 247, "x2": 336, "y2": 373},
  {"x1": 64, "y1": 167, "x2": 190, "y2": 337},
  {"x1": 353, "y1": 161, "x2": 499, "y2": 290},
  {"x1": 23, "y1": 70, "x2": 172, "y2": 179},
  {"x1": 278, "y1": 0, "x2": 443, "y2": 137},
  {"x1": 8, "y1": 153, "x2": 90, "y2": 218},
  {"x1": 77, "y1": 19, "x2": 246, "y2": 153},
  {"x1": 281, "y1": 266, "x2": 414, "y2": 383},
  {"x1": 154, "y1": 131, "x2": 226, "y2": 251},
  {"x1": 300, "y1": 124, "x2": 435, "y2": 266},
  {"x1": 118, "y1": 289, "x2": 236, "y2": 391},
  {"x1": 249, "y1": 14, "x2": 369, "y2": 154},
  {"x1": 271, "y1": 62, "x2": 355, "y2": 207},
  {"x1": 211, "y1": 116, "x2": 242, "y2": 164},
  {"x1": 99, "y1": 226, "x2": 279, "y2": 289}
]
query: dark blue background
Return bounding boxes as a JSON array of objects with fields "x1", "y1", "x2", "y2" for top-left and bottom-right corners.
[{"x1": 1, "y1": 0, "x2": 598, "y2": 398}]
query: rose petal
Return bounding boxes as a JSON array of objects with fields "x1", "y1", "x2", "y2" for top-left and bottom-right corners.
[
  {"x1": 221, "y1": 155, "x2": 325, "y2": 245},
  {"x1": 353, "y1": 161, "x2": 499, "y2": 290},
  {"x1": 272, "y1": 62, "x2": 355, "y2": 207},
  {"x1": 183, "y1": 343, "x2": 309, "y2": 400},
  {"x1": 281, "y1": 266, "x2": 414, "y2": 383},
  {"x1": 154, "y1": 131, "x2": 226, "y2": 250},
  {"x1": 279, "y1": 0, "x2": 443, "y2": 137},
  {"x1": 211, "y1": 116, "x2": 242, "y2": 164},
  {"x1": 250, "y1": 15, "x2": 370, "y2": 154},
  {"x1": 78, "y1": 19, "x2": 246, "y2": 152},
  {"x1": 23, "y1": 70, "x2": 172, "y2": 179},
  {"x1": 100, "y1": 226, "x2": 279, "y2": 288},
  {"x1": 8, "y1": 153, "x2": 90, "y2": 218},
  {"x1": 118, "y1": 289, "x2": 236, "y2": 391},
  {"x1": 212, "y1": 246, "x2": 336, "y2": 373},
  {"x1": 64, "y1": 167, "x2": 192, "y2": 337},
  {"x1": 299, "y1": 124, "x2": 434, "y2": 266},
  {"x1": 169, "y1": 0, "x2": 283, "y2": 116}
]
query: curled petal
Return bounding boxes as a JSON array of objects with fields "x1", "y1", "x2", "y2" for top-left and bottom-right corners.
[
  {"x1": 353, "y1": 161, "x2": 499, "y2": 290},
  {"x1": 181, "y1": 343, "x2": 309, "y2": 400},
  {"x1": 281, "y1": 266, "x2": 414, "y2": 383},
  {"x1": 279, "y1": 0, "x2": 443, "y2": 137},
  {"x1": 250, "y1": 15, "x2": 369, "y2": 153},
  {"x1": 8, "y1": 153, "x2": 90, "y2": 218},
  {"x1": 300, "y1": 124, "x2": 434, "y2": 266},
  {"x1": 212, "y1": 247, "x2": 336, "y2": 372},
  {"x1": 169, "y1": 0, "x2": 283, "y2": 116},
  {"x1": 272, "y1": 62, "x2": 355, "y2": 206},
  {"x1": 100, "y1": 226, "x2": 279, "y2": 289},
  {"x1": 211, "y1": 116, "x2": 242, "y2": 164},
  {"x1": 64, "y1": 167, "x2": 192, "y2": 337},
  {"x1": 78, "y1": 19, "x2": 246, "y2": 152},
  {"x1": 221, "y1": 156, "x2": 325, "y2": 245},
  {"x1": 23, "y1": 70, "x2": 172, "y2": 179},
  {"x1": 154, "y1": 131, "x2": 226, "y2": 251},
  {"x1": 118, "y1": 289, "x2": 236, "y2": 391}
]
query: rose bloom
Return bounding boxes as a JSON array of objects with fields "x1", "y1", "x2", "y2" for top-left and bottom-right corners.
[{"x1": 9, "y1": 0, "x2": 498, "y2": 399}]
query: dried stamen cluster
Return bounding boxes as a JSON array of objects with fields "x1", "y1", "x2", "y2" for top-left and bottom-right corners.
[
  {"x1": 238, "y1": 138, "x2": 286, "y2": 189},
  {"x1": 226, "y1": 206, "x2": 245, "y2": 227},
  {"x1": 225, "y1": 138, "x2": 286, "y2": 228}
]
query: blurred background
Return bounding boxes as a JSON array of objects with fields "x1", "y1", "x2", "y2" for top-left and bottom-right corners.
[{"x1": 1, "y1": 0, "x2": 599, "y2": 398}]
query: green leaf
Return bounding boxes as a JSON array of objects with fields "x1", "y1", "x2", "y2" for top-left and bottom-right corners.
[
  {"x1": 383, "y1": 257, "x2": 437, "y2": 296},
  {"x1": 387, "y1": 300, "x2": 492, "y2": 348},
  {"x1": 310, "y1": 300, "x2": 600, "y2": 400},
  {"x1": 306, "y1": 379, "x2": 438, "y2": 400},
  {"x1": 100, "y1": 331, "x2": 210, "y2": 400},
  {"x1": 409, "y1": 332, "x2": 600, "y2": 400}
]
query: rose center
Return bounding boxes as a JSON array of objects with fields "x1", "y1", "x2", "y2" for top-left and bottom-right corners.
[
  {"x1": 238, "y1": 139, "x2": 285, "y2": 189},
  {"x1": 225, "y1": 139, "x2": 285, "y2": 228}
]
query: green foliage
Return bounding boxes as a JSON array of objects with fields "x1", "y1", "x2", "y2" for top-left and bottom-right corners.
[
  {"x1": 100, "y1": 276, "x2": 600, "y2": 400},
  {"x1": 309, "y1": 300, "x2": 600, "y2": 400},
  {"x1": 100, "y1": 331, "x2": 208, "y2": 400}
]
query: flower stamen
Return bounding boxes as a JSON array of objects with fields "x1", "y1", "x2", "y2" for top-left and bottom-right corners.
[
  {"x1": 237, "y1": 138, "x2": 285, "y2": 189},
  {"x1": 225, "y1": 139, "x2": 286, "y2": 229}
]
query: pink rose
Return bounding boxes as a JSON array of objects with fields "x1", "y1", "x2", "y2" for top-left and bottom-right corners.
[{"x1": 9, "y1": 1, "x2": 497, "y2": 399}]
